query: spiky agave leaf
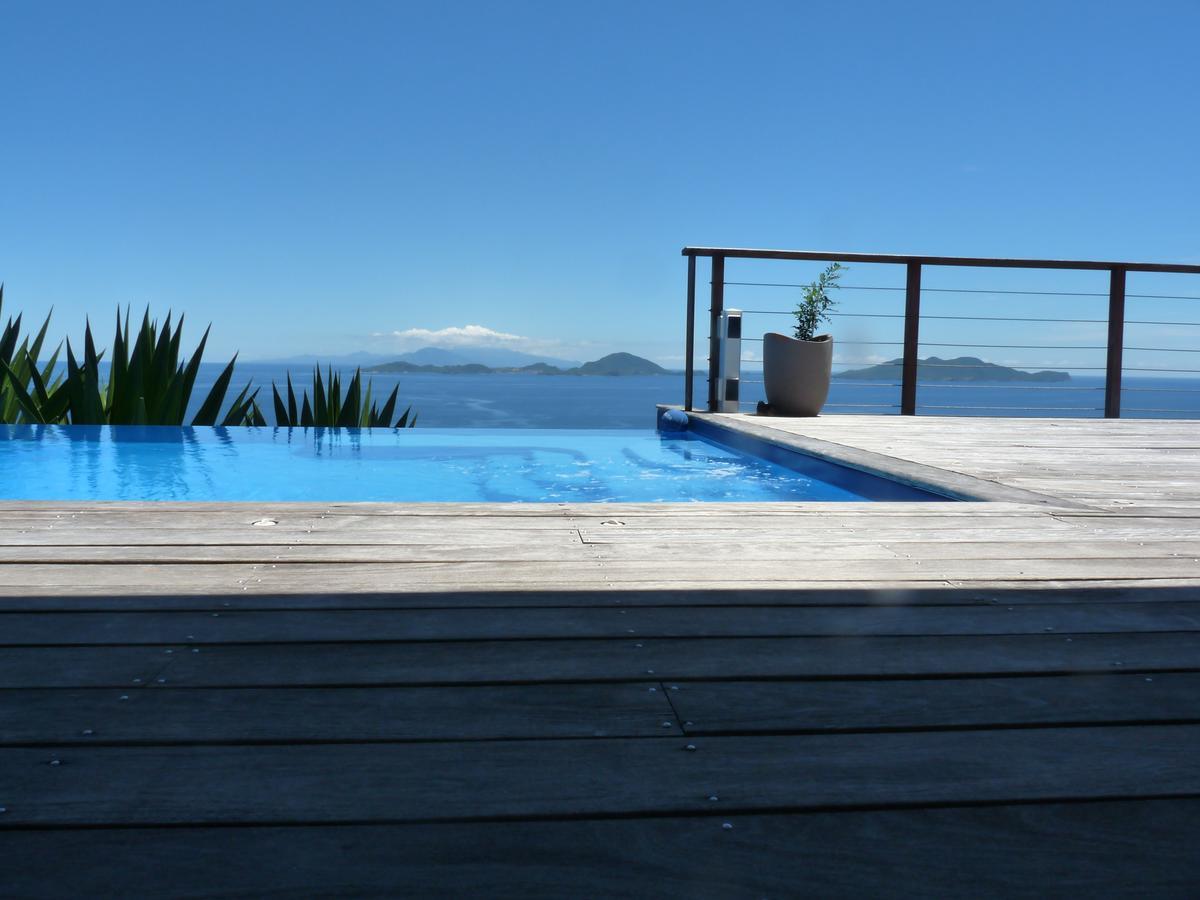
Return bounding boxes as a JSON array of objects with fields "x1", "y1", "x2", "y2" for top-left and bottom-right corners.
[
  {"x1": 272, "y1": 382, "x2": 289, "y2": 425},
  {"x1": 0, "y1": 286, "x2": 61, "y2": 424},
  {"x1": 220, "y1": 383, "x2": 261, "y2": 427},
  {"x1": 286, "y1": 372, "x2": 298, "y2": 423},
  {"x1": 312, "y1": 366, "x2": 327, "y2": 424},
  {"x1": 337, "y1": 369, "x2": 361, "y2": 427},
  {"x1": 375, "y1": 384, "x2": 399, "y2": 427},
  {"x1": 0, "y1": 358, "x2": 46, "y2": 424},
  {"x1": 267, "y1": 362, "x2": 417, "y2": 429},
  {"x1": 191, "y1": 354, "x2": 239, "y2": 426},
  {"x1": 26, "y1": 361, "x2": 70, "y2": 423}
]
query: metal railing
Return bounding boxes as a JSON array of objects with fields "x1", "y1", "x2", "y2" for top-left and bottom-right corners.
[{"x1": 682, "y1": 248, "x2": 1200, "y2": 417}]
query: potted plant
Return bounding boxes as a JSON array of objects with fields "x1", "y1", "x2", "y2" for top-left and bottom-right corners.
[{"x1": 761, "y1": 262, "x2": 844, "y2": 416}]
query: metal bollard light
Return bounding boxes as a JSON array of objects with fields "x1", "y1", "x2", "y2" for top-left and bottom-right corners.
[{"x1": 717, "y1": 308, "x2": 742, "y2": 413}]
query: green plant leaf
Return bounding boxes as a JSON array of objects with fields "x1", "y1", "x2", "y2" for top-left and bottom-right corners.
[
  {"x1": 0, "y1": 359, "x2": 46, "y2": 424},
  {"x1": 377, "y1": 384, "x2": 399, "y2": 427},
  {"x1": 191, "y1": 354, "x2": 238, "y2": 426},
  {"x1": 286, "y1": 373, "x2": 297, "y2": 424},
  {"x1": 313, "y1": 367, "x2": 327, "y2": 424},
  {"x1": 337, "y1": 369, "x2": 362, "y2": 427},
  {"x1": 272, "y1": 382, "x2": 289, "y2": 425}
]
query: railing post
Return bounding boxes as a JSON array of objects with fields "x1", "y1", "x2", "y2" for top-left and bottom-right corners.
[
  {"x1": 684, "y1": 254, "x2": 696, "y2": 411},
  {"x1": 1105, "y1": 267, "x2": 1126, "y2": 418},
  {"x1": 707, "y1": 255, "x2": 725, "y2": 412},
  {"x1": 900, "y1": 261, "x2": 922, "y2": 415}
]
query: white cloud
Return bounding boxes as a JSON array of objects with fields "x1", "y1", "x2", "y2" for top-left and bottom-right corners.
[{"x1": 376, "y1": 324, "x2": 526, "y2": 348}]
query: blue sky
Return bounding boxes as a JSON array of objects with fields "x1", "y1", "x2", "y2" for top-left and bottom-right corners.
[{"x1": 2, "y1": 0, "x2": 1198, "y2": 373}]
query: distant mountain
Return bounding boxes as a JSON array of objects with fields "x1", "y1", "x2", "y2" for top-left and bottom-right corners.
[
  {"x1": 837, "y1": 356, "x2": 1070, "y2": 383},
  {"x1": 395, "y1": 346, "x2": 582, "y2": 369},
  {"x1": 366, "y1": 351, "x2": 673, "y2": 376},
  {"x1": 572, "y1": 352, "x2": 669, "y2": 376},
  {"x1": 254, "y1": 346, "x2": 582, "y2": 369}
]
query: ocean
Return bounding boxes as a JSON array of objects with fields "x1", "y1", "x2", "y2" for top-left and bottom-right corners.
[{"x1": 190, "y1": 364, "x2": 1200, "y2": 427}]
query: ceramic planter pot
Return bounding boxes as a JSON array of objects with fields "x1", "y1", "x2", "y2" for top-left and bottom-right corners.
[{"x1": 762, "y1": 332, "x2": 833, "y2": 416}]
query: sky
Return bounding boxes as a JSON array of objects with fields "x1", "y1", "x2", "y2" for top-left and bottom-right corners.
[{"x1": 2, "y1": 0, "x2": 1198, "y2": 374}]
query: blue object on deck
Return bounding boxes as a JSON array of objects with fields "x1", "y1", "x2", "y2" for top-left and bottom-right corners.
[{"x1": 658, "y1": 409, "x2": 689, "y2": 431}]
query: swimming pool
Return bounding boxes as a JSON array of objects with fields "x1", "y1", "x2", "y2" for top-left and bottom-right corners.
[{"x1": 0, "y1": 426, "x2": 945, "y2": 502}]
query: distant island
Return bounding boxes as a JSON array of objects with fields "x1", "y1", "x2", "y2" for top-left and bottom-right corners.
[
  {"x1": 367, "y1": 351, "x2": 673, "y2": 377},
  {"x1": 836, "y1": 356, "x2": 1071, "y2": 383}
]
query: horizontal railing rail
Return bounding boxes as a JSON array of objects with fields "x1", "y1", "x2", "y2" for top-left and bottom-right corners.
[{"x1": 682, "y1": 247, "x2": 1200, "y2": 418}]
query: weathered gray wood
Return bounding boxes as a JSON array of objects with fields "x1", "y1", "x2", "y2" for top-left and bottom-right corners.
[
  {"x1": 670, "y1": 673, "x2": 1200, "y2": 734},
  {"x1": 4, "y1": 601, "x2": 1200, "y2": 646},
  {"x1": 3, "y1": 725, "x2": 1199, "y2": 825},
  {"x1": 3, "y1": 799, "x2": 1198, "y2": 899},
  {"x1": 12, "y1": 536, "x2": 1195, "y2": 563},
  {"x1": 1, "y1": 556, "x2": 1197, "y2": 598},
  {"x1": 0, "y1": 684, "x2": 677, "y2": 745},
  {"x1": 0, "y1": 544, "x2": 603, "y2": 563},
  {"x1": 720, "y1": 414, "x2": 1200, "y2": 511}
]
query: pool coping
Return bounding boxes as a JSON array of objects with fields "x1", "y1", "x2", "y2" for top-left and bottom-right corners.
[{"x1": 659, "y1": 406, "x2": 1091, "y2": 509}]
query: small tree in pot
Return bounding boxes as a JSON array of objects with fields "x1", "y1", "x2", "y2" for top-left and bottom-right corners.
[{"x1": 761, "y1": 262, "x2": 844, "y2": 416}]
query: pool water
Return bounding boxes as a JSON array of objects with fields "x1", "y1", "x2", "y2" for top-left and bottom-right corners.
[{"x1": 0, "y1": 426, "x2": 943, "y2": 502}]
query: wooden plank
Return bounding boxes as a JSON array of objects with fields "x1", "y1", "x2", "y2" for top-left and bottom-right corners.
[
  {"x1": 0, "y1": 528, "x2": 585, "y2": 547},
  {"x1": 107, "y1": 633, "x2": 1200, "y2": 689},
  {"x1": 588, "y1": 540, "x2": 1197, "y2": 562},
  {"x1": 3, "y1": 583, "x2": 1196, "y2": 612},
  {"x1": 1, "y1": 556, "x2": 1198, "y2": 597},
  {"x1": 0, "y1": 684, "x2": 678, "y2": 745},
  {"x1": 670, "y1": 673, "x2": 1200, "y2": 734},
  {"x1": 2, "y1": 725, "x2": 1199, "y2": 825},
  {"x1": 3, "y1": 601, "x2": 1200, "y2": 646},
  {"x1": 0, "y1": 544, "x2": 601, "y2": 564},
  {"x1": 2, "y1": 799, "x2": 1197, "y2": 898},
  {"x1": 11, "y1": 632, "x2": 1200, "y2": 689},
  {"x1": 0, "y1": 646, "x2": 177, "y2": 688}
]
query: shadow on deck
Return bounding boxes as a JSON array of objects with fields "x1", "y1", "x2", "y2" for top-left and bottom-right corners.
[{"x1": 3, "y1": 584, "x2": 1199, "y2": 896}]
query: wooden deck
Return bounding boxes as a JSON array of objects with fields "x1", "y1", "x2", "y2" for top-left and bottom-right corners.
[{"x1": 3, "y1": 415, "x2": 1199, "y2": 897}]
